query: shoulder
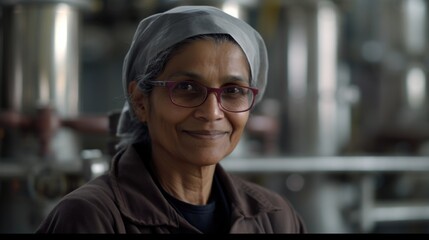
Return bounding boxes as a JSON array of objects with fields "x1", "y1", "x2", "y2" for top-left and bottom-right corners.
[
  {"x1": 217, "y1": 165, "x2": 294, "y2": 208},
  {"x1": 229, "y1": 174, "x2": 288, "y2": 204},
  {"x1": 36, "y1": 175, "x2": 120, "y2": 233},
  {"x1": 228, "y1": 174, "x2": 307, "y2": 233},
  {"x1": 58, "y1": 174, "x2": 116, "y2": 211},
  {"x1": 69, "y1": 174, "x2": 114, "y2": 200}
]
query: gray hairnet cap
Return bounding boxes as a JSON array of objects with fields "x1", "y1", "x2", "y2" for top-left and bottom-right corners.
[{"x1": 118, "y1": 5, "x2": 268, "y2": 137}]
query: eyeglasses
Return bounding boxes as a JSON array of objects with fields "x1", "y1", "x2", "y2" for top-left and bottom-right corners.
[{"x1": 143, "y1": 80, "x2": 258, "y2": 113}]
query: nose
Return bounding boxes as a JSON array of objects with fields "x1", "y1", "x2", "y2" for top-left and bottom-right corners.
[{"x1": 194, "y1": 92, "x2": 224, "y2": 120}]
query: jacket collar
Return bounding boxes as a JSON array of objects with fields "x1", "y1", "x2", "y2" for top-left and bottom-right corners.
[
  {"x1": 109, "y1": 144, "x2": 282, "y2": 227},
  {"x1": 215, "y1": 164, "x2": 282, "y2": 218},
  {"x1": 109, "y1": 144, "x2": 181, "y2": 228}
]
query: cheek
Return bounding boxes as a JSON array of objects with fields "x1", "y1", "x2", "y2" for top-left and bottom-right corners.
[
  {"x1": 230, "y1": 113, "x2": 249, "y2": 140},
  {"x1": 146, "y1": 111, "x2": 177, "y2": 145},
  {"x1": 146, "y1": 97, "x2": 188, "y2": 136}
]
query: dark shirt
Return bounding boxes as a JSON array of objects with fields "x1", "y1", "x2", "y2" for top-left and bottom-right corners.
[
  {"x1": 137, "y1": 142, "x2": 231, "y2": 233},
  {"x1": 161, "y1": 175, "x2": 231, "y2": 233}
]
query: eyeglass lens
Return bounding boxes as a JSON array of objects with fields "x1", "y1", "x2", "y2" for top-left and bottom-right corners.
[{"x1": 170, "y1": 81, "x2": 254, "y2": 112}]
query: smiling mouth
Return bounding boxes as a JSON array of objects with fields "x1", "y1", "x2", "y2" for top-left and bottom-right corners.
[{"x1": 183, "y1": 130, "x2": 228, "y2": 139}]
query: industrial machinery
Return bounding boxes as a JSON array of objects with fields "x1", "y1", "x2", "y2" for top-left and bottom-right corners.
[{"x1": 1, "y1": 0, "x2": 429, "y2": 233}]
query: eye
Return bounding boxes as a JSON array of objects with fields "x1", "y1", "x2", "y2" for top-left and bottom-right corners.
[
  {"x1": 173, "y1": 81, "x2": 204, "y2": 94},
  {"x1": 223, "y1": 86, "x2": 247, "y2": 95},
  {"x1": 175, "y1": 81, "x2": 196, "y2": 91}
]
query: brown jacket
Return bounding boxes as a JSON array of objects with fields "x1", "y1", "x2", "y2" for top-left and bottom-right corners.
[{"x1": 36, "y1": 144, "x2": 306, "y2": 233}]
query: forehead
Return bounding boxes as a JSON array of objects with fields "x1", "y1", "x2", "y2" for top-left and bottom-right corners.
[{"x1": 164, "y1": 39, "x2": 251, "y2": 80}]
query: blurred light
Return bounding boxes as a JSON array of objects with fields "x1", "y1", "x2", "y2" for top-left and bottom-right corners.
[
  {"x1": 317, "y1": 1, "x2": 337, "y2": 97},
  {"x1": 54, "y1": 4, "x2": 71, "y2": 111},
  {"x1": 287, "y1": 10, "x2": 308, "y2": 101},
  {"x1": 222, "y1": 1, "x2": 240, "y2": 19},
  {"x1": 286, "y1": 173, "x2": 305, "y2": 192},
  {"x1": 91, "y1": 162, "x2": 108, "y2": 176},
  {"x1": 405, "y1": 66, "x2": 426, "y2": 109},
  {"x1": 317, "y1": 1, "x2": 339, "y2": 156},
  {"x1": 404, "y1": 0, "x2": 426, "y2": 55},
  {"x1": 81, "y1": 149, "x2": 103, "y2": 159}
]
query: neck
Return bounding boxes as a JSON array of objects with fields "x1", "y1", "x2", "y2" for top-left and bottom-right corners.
[{"x1": 151, "y1": 156, "x2": 216, "y2": 205}]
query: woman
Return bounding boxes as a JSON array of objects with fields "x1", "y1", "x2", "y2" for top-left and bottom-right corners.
[{"x1": 36, "y1": 5, "x2": 306, "y2": 233}]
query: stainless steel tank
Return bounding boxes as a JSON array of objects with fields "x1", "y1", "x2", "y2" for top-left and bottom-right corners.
[{"x1": 0, "y1": 0, "x2": 90, "y2": 233}]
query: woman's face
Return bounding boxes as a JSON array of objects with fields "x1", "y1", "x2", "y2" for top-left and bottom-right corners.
[{"x1": 132, "y1": 39, "x2": 251, "y2": 168}]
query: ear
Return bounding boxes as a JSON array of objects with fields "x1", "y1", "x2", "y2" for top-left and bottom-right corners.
[{"x1": 128, "y1": 81, "x2": 148, "y2": 123}]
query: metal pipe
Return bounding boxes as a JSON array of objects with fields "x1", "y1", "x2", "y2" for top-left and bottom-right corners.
[
  {"x1": 0, "y1": 0, "x2": 89, "y2": 115},
  {"x1": 0, "y1": 0, "x2": 90, "y2": 161},
  {"x1": 221, "y1": 156, "x2": 429, "y2": 173},
  {"x1": 3, "y1": 156, "x2": 429, "y2": 179}
]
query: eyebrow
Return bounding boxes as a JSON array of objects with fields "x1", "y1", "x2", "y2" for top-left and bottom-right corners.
[{"x1": 167, "y1": 71, "x2": 250, "y2": 84}]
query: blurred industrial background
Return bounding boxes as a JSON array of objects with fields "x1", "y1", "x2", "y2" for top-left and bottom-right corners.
[{"x1": 1, "y1": 0, "x2": 429, "y2": 233}]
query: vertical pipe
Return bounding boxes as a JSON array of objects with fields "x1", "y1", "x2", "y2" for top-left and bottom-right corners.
[
  {"x1": 1, "y1": 0, "x2": 88, "y2": 115},
  {"x1": 315, "y1": 0, "x2": 340, "y2": 156},
  {"x1": 286, "y1": 6, "x2": 309, "y2": 154},
  {"x1": 0, "y1": 0, "x2": 90, "y2": 233},
  {"x1": 0, "y1": 0, "x2": 90, "y2": 161},
  {"x1": 285, "y1": 0, "x2": 343, "y2": 156}
]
